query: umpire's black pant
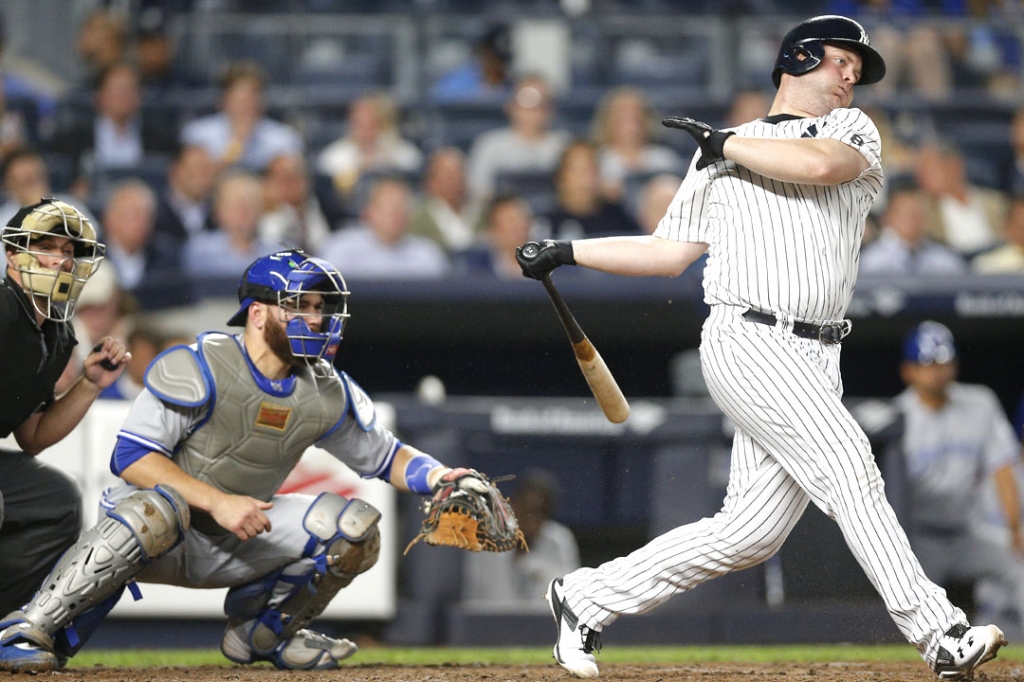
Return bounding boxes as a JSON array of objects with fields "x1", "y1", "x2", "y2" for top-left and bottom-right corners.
[{"x1": 0, "y1": 450, "x2": 83, "y2": 615}]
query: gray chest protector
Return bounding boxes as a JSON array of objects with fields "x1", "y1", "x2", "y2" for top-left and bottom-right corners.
[{"x1": 147, "y1": 333, "x2": 348, "y2": 502}]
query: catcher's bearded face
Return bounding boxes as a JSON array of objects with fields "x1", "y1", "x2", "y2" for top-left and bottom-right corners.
[{"x1": 263, "y1": 305, "x2": 306, "y2": 367}]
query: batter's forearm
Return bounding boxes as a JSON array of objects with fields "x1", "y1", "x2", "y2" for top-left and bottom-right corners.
[
  {"x1": 723, "y1": 136, "x2": 868, "y2": 185},
  {"x1": 573, "y1": 236, "x2": 707, "y2": 277}
]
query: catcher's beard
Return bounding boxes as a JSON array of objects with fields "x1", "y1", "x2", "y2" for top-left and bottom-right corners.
[{"x1": 264, "y1": 311, "x2": 312, "y2": 367}]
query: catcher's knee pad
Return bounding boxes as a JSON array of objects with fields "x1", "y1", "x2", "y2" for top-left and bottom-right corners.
[
  {"x1": 0, "y1": 485, "x2": 189, "y2": 653},
  {"x1": 222, "y1": 493, "x2": 380, "y2": 660}
]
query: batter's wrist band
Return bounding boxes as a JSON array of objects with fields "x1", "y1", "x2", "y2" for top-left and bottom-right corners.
[
  {"x1": 557, "y1": 240, "x2": 576, "y2": 265},
  {"x1": 405, "y1": 453, "x2": 443, "y2": 494},
  {"x1": 709, "y1": 131, "x2": 734, "y2": 159}
]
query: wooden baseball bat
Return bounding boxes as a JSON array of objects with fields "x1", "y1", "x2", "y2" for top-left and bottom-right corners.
[{"x1": 540, "y1": 274, "x2": 630, "y2": 423}]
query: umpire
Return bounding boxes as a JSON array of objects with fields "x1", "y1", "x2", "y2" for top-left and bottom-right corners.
[{"x1": 0, "y1": 198, "x2": 129, "y2": 614}]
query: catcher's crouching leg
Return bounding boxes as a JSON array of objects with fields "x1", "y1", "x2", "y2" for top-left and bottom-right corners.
[
  {"x1": 221, "y1": 493, "x2": 381, "y2": 670},
  {"x1": 0, "y1": 485, "x2": 189, "y2": 672}
]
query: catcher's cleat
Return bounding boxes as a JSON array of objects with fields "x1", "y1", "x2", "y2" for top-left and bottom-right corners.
[
  {"x1": 0, "y1": 625, "x2": 60, "y2": 674},
  {"x1": 932, "y1": 623, "x2": 1006, "y2": 680},
  {"x1": 222, "y1": 622, "x2": 358, "y2": 670},
  {"x1": 547, "y1": 578, "x2": 601, "y2": 679}
]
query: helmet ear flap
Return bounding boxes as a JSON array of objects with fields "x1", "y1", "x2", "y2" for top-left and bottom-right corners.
[{"x1": 776, "y1": 40, "x2": 825, "y2": 85}]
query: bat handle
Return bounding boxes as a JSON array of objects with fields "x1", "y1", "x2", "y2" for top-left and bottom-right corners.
[{"x1": 541, "y1": 274, "x2": 586, "y2": 345}]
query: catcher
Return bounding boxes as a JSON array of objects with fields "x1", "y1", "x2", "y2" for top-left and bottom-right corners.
[{"x1": 0, "y1": 249, "x2": 523, "y2": 674}]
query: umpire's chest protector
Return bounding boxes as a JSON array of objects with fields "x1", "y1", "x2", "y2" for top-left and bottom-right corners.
[{"x1": 166, "y1": 333, "x2": 347, "y2": 501}]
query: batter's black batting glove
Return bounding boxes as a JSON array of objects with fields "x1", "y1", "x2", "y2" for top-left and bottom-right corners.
[
  {"x1": 516, "y1": 240, "x2": 575, "y2": 280},
  {"x1": 662, "y1": 116, "x2": 735, "y2": 171}
]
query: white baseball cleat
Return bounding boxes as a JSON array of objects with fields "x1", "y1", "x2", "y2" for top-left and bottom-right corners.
[
  {"x1": 546, "y1": 578, "x2": 601, "y2": 679},
  {"x1": 932, "y1": 623, "x2": 1006, "y2": 680}
]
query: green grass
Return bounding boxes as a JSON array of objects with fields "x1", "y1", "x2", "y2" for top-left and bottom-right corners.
[{"x1": 67, "y1": 644, "x2": 1024, "y2": 669}]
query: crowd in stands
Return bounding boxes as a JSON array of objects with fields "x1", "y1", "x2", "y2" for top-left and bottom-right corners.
[{"x1": 1, "y1": 3, "x2": 1023, "y2": 323}]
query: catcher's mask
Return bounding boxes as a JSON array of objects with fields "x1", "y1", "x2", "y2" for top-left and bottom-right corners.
[
  {"x1": 228, "y1": 249, "x2": 350, "y2": 364},
  {"x1": 772, "y1": 15, "x2": 886, "y2": 88},
  {"x1": 2, "y1": 198, "x2": 105, "y2": 322}
]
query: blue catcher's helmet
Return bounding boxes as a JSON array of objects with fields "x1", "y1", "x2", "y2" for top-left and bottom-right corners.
[
  {"x1": 772, "y1": 15, "x2": 886, "y2": 88},
  {"x1": 903, "y1": 321, "x2": 957, "y2": 366},
  {"x1": 227, "y1": 249, "x2": 350, "y2": 363}
]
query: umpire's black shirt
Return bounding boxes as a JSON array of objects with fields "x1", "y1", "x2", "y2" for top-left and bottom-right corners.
[{"x1": 0, "y1": 276, "x2": 78, "y2": 438}]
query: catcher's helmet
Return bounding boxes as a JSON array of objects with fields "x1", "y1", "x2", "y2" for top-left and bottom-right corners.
[
  {"x1": 1, "y1": 198, "x2": 105, "y2": 321},
  {"x1": 903, "y1": 321, "x2": 956, "y2": 365},
  {"x1": 227, "y1": 249, "x2": 350, "y2": 364},
  {"x1": 772, "y1": 15, "x2": 886, "y2": 88}
]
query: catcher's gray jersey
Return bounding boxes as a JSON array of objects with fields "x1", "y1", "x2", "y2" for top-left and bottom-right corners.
[
  {"x1": 111, "y1": 333, "x2": 397, "y2": 494},
  {"x1": 895, "y1": 382, "x2": 1020, "y2": 529},
  {"x1": 101, "y1": 332, "x2": 397, "y2": 588}
]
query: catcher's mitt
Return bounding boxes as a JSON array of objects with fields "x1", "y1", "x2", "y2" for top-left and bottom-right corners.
[{"x1": 404, "y1": 468, "x2": 527, "y2": 554}]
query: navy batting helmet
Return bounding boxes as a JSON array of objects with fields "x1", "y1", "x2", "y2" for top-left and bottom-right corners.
[
  {"x1": 903, "y1": 321, "x2": 956, "y2": 366},
  {"x1": 772, "y1": 15, "x2": 886, "y2": 88}
]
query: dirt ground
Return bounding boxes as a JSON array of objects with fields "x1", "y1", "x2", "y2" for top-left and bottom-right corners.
[{"x1": 51, "y1": 660, "x2": 1024, "y2": 682}]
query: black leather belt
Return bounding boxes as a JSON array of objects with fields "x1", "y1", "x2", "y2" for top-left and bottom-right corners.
[{"x1": 742, "y1": 309, "x2": 852, "y2": 345}]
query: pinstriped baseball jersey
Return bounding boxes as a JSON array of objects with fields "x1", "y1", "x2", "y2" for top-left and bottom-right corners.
[
  {"x1": 559, "y1": 107, "x2": 968, "y2": 669},
  {"x1": 655, "y1": 108, "x2": 883, "y2": 322}
]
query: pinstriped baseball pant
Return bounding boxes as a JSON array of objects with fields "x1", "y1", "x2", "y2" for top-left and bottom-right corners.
[{"x1": 560, "y1": 305, "x2": 964, "y2": 666}]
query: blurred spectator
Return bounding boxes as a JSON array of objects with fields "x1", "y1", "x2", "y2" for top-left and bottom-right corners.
[
  {"x1": 431, "y1": 23, "x2": 513, "y2": 103},
  {"x1": 462, "y1": 469, "x2": 580, "y2": 604},
  {"x1": 99, "y1": 327, "x2": 163, "y2": 401},
  {"x1": 637, "y1": 173, "x2": 682, "y2": 235},
  {"x1": 153, "y1": 143, "x2": 218, "y2": 244},
  {"x1": 863, "y1": 106, "x2": 919, "y2": 209},
  {"x1": 100, "y1": 179, "x2": 182, "y2": 292},
  {"x1": 466, "y1": 74, "x2": 570, "y2": 204},
  {"x1": 409, "y1": 147, "x2": 481, "y2": 253},
  {"x1": 47, "y1": 61, "x2": 178, "y2": 187},
  {"x1": 542, "y1": 139, "x2": 640, "y2": 240},
  {"x1": 454, "y1": 194, "x2": 534, "y2": 279},
  {"x1": 1007, "y1": 106, "x2": 1024, "y2": 196},
  {"x1": 0, "y1": 147, "x2": 98, "y2": 230},
  {"x1": 972, "y1": 195, "x2": 1024, "y2": 274},
  {"x1": 184, "y1": 171, "x2": 277, "y2": 279},
  {"x1": 914, "y1": 140, "x2": 1008, "y2": 256},
  {"x1": 0, "y1": 9, "x2": 61, "y2": 120},
  {"x1": 320, "y1": 177, "x2": 450, "y2": 281},
  {"x1": 259, "y1": 152, "x2": 333, "y2": 254},
  {"x1": 724, "y1": 88, "x2": 771, "y2": 128},
  {"x1": 590, "y1": 87, "x2": 683, "y2": 202},
  {"x1": 181, "y1": 61, "x2": 303, "y2": 173},
  {"x1": 315, "y1": 91, "x2": 423, "y2": 205},
  {"x1": 943, "y1": 1, "x2": 1021, "y2": 97},
  {"x1": 132, "y1": 7, "x2": 202, "y2": 97},
  {"x1": 0, "y1": 81, "x2": 30, "y2": 164},
  {"x1": 859, "y1": 177, "x2": 967, "y2": 275},
  {"x1": 826, "y1": 0, "x2": 953, "y2": 99},
  {"x1": 74, "y1": 7, "x2": 129, "y2": 92}
]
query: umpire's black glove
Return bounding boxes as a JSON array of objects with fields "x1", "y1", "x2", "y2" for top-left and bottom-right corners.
[
  {"x1": 662, "y1": 116, "x2": 735, "y2": 171},
  {"x1": 516, "y1": 240, "x2": 575, "y2": 280}
]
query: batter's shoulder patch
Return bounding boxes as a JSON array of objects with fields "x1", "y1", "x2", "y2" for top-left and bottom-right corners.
[{"x1": 341, "y1": 371, "x2": 376, "y2": 431}]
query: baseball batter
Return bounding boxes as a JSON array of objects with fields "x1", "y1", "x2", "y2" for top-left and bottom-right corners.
[
  {"x1": 516, "y1": 15, "x2": 1005, "y2": 681},
  {"x1": 0, "y1": 249, "x2": 502, "y2": 673}
]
